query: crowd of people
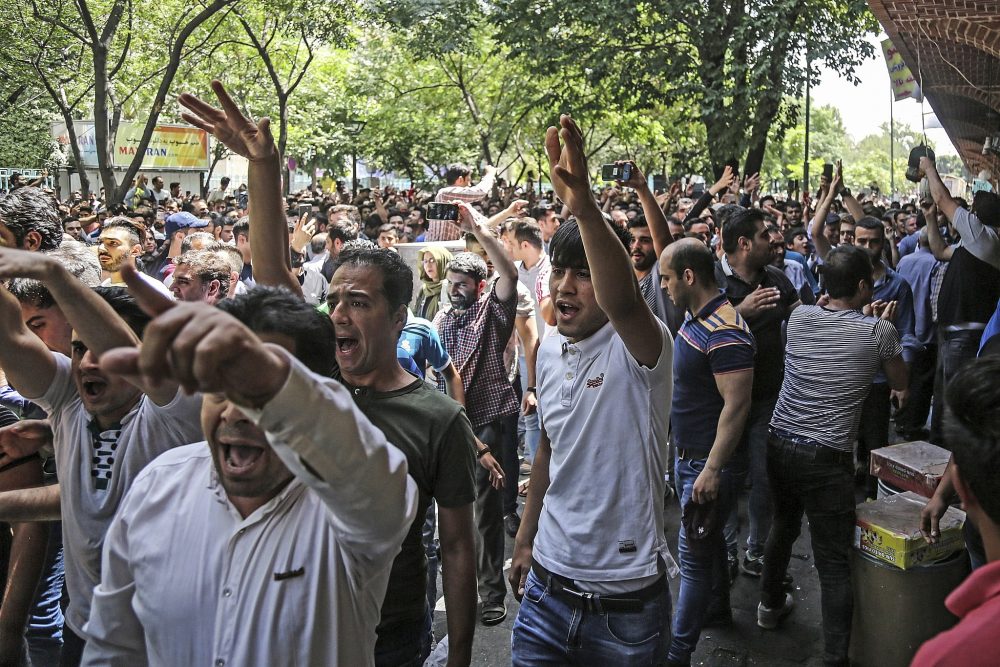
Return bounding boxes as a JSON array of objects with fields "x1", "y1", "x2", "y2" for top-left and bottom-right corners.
[{"x1": 0, "y1": 78, "x2": 997, "y2": 667}]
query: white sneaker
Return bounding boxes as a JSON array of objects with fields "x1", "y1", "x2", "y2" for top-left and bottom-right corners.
[{"x1": 757, "y1": 592, "x2": 794, "y2": 629}]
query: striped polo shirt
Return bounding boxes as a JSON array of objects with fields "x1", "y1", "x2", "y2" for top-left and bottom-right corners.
[{"x1": 671, "y1": 292, "x2": 756, "y2": 459}]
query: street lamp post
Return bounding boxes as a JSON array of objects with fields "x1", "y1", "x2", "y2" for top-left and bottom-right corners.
[{"x1": 344, "y1": 118, "x2": 366, "y2": 198}]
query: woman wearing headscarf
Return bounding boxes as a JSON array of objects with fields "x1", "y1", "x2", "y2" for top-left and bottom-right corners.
[{"x1": 415, "y1": 246, "x2": 452, "y2": 320}]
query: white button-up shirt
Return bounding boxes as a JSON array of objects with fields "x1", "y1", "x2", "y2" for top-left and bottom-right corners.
[{"x1": 81, "y1": 354, "x2": 418, "y2": 666}]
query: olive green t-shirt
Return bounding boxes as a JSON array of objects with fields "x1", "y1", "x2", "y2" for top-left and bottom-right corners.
[{"x1": 344, "y1": 377, "x2": 476, "y2": 630}]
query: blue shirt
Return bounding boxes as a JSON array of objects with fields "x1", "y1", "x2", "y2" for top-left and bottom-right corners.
[
  {"x1": 671, "y1": 293, "x2": 755, "y2": 458},
  {"x1": 873, "y1": 264, "x2": 918, "y2": 383},
  {"x1": 785, "y1": 250, "x2": 820, "y2": 295},
  {"x1": 979, "y1": 299, "x2": 1000, "y2": 356},
  {"x1": 895, "y1": 247, "x2": 941, "y2": 348},
  {"x1": 897, "y1": 233, "x2": 918, "y2": 259},
  {"x1": 398, "y1": 312, "x2": 451, "y2": 377}
]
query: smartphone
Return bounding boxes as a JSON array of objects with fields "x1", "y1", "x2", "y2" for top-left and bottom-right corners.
[
  {"x1": 601, "y1": 162, "x2": 632, "y2": 182},
  {"x1": 425, "y1": 202, "x2": 459, "y2": 222},
  {"x1": 297, "y1": 203, "x2": 311, "y2": 217},
  {"x1": 822, "y1": 163, "x2": 834, "y2": 181}
]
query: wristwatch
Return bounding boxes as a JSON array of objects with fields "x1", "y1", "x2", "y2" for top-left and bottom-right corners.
[
  {"x1": 526, "y1": 386, "x2": 536, "y2": 394},
  {"x1": 476, "y1": 446, "x2": 493, "y2": 459}
]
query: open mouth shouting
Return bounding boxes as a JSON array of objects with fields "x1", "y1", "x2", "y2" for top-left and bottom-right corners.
[
  {"x1": 81, "y1": 375, "x2": 109, "y2": 402},
  {"x1": 335, "y1": 334, "x2": 360, "y2": 358},
  {"x1": 219, "y1": 438, "x2": 266, "y2": 477},
  {"x1": 555, "y1": 299, "x2": 580, "y2": 323}
]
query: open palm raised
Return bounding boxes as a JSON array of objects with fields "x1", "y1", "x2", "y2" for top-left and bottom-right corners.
[{"x1": 178, "y1": 80, "x2": 278, "y2": 163}]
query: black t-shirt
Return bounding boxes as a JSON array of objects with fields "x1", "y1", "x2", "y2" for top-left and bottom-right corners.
[
  {"x1": 715, "y1": 261, "x2": 798, "y2": 401},
  {"x1": 937, "y1": 246, "x2": 1000, "y2": 327},
  {"x1": 344, "y1": 378, "x2": 476, "y2": 631}
]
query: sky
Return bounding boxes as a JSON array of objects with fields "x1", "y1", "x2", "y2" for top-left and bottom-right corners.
[{"x1": 811, "y1": 34, "x2": 958, "y2": 156}]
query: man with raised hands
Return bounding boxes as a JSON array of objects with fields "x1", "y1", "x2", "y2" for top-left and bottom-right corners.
[
  {"x1": 82, "y1": 269, "x2": 417, "y2": 665},
  {"x1": 509, "y1": 116, "x2": 674, "y2": 665},
  {"x1": 0, "y1": 249, "x2": 204, "y2": 665}
]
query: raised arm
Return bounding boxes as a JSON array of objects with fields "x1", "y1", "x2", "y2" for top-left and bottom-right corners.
[
  {"x1": 809, "y1": 160, "x2": 842, "y2": 261},
  {"x1": 545, "y1": 115, "x2": 662, "y2": 366},
  {"x1": 921, "y1": 200, "x2": 954, "y2": 261},
  {"x1": 621, "y1": 162, "x2": 672, "y2": 258},
  {"x1": 0, "y1": 285, "x2": 56, "y2": 400},
  {"x1": 99, "y1": 276, "x2": 416, "y2": 552},
  {"x1": 0, "y1": 250, "x2": 179, "y2": 406},
  {"x1": 179, "y1": 80, "x2": 303, "y2": 298},
  {"x1": 458, "y1": 203, "x2": 518, "y2": 304},
  {"x1": 683, "y1": 166, "x2": 736, "y2": 226},
  {"x1": 920, "y1": 157, "x2": 960, "y2": 222}
]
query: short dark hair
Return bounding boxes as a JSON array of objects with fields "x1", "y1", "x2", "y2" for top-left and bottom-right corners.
[
  {"x1": 783, "y1": 226, "x2": 806, "y2": 247},
  {"x1": 328, "y1": 221, "x2": 357, "y2": 245},
  {"x1": 511, "y1": 219, "x2": 543, "y2": 249},
  {"x1": 231, "y1": 218, "x2": 250, "y2": 242},
  {"x1": 0, "y1": 187, "x2": 63, "y2": 250},
  {"x1": 668, "y1": 240, "x2": 718, "y2": 287},
  {"x1": 216, "y1": 286, "x2": 337, "y2": 377},
  {"x1": 972, "y1": 190, "x2": 1000, "y2": 227},
  {"x1": 446, "y1": 251, "x2": 488, "y2": 283},
  {"x1": 445, "y1": 164, "x2": 471, "y2": 185},
  {"x1": 377, "y1": 223, "x2": 397, "y2": 236},
  {"x1": 549, "y1": 217, "x2": 631, "y2": 270},
  {"x1": 626, "y1": 215, "x2": 648, "y2": 231},
  {"x1": 721, "y1": 208, "x2": 763, "y2": 254},
  {"x1": 945, "y1": 356, "x2": 1000, "y2": 524},
  {"x1": 823, "y1": 245, "x2": 873, "y2": 299},
  {"x1": 329, "y1": 246, "x2": 414, "y2": 312},
  {"x1": 169, "y1": 182, "x2": 181, "y2": 190},
  {"x1": 92, "y1": 286, "x2": 151, "y2": 338},
  {"x1": 855, "y1": 216, "x2": 885, "y2": 237},
  {"x1": 102, "y1": 217, "x2": 143, "y2": 247}
]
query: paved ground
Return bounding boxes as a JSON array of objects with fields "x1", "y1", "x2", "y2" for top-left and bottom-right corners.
[{"x1": 429, "y1": 483, "x2": 833, "y2": 666}]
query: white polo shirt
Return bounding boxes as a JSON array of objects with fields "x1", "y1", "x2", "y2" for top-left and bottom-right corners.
[
  {"x1": 82, "y1": 354, "x2": 418, "y2": 666},
  {"x1": 31, "y1": 353, "x2": 204, "y2": 636},
  {"x1": 534, "y1": 319, "x2": 673, "y2": 588}
]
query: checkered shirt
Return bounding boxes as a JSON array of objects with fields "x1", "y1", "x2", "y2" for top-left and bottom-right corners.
[{"x1": 434, "y1": 284, "x2": 519, "y2": 428}]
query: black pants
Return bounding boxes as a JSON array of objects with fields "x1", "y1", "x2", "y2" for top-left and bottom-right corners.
[
  {"x1": 762, "y1": 434, "x2": 855, "y2": 666},
  {"x1": 499, "y1": 413, "x2": 519, "y2": 517},
  {"x1": 60, "y1": 627, "x2": 85, "y2": 667},
  {"x1": 931, "y1": 329, "x2": 983, "y2": 444},
  {"x1": 474, "y1": 422, "x2": 506, "y2": 606},
  {"x1": 856, "y1": 383, "x2": 891, "y2": 497},
  {"x1": 894, "y1": 344, "x2": 936, "y2": 437}
]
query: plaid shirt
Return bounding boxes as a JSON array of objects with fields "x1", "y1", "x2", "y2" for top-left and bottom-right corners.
[{"x1": 434, "y1": 284, "x2": 519, "y2": 429}]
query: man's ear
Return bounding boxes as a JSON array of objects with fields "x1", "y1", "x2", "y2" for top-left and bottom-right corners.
[
  {"x1": 130, "y1": 243, "x2": 143, "y2": 257},
  {"x1": 21, "y1": 230, "x2": 43, "y2": 252},
  {"x1": 207, "y1": 279, "x2": 222, "y2": 299},
  {"x1": 952, "y1": 463, "x2": 980, "y2": 513}
]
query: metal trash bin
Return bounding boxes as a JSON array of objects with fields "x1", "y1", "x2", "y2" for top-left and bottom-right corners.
[{"x1": 849, "y1": 548, "x2": 969, "y2": 667}]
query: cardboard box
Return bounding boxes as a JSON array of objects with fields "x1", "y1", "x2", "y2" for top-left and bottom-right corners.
[
  {"x1": 854, "y1": 491, "x2": 965, "y2": 570},
  {"x1": 869, "y1": 441, "x2": 951, "y2": 498}
]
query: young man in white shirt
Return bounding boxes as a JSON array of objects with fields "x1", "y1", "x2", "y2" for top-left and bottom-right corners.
[
  {"x1": 82, "y1": 275, "x2": 417, "y2": 666},
  {"x1": 0, "y1": 249, "x2": 203, "y2": 665},
  {"x1": 509, "y1": 116, "x2": 674, "y2": 665}
]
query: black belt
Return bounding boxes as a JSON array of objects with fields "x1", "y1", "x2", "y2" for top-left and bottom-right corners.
[
  {"x1": 530, "y1": 559, "x2": 665, "y2": 613},
  {"x1": 769, "y1": 430, "x2": 853, "y2": 466}
]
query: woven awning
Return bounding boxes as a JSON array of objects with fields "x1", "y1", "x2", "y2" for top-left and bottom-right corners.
[{"x1": 868, "y1": 0, "x2": 1000, "y2": 175}]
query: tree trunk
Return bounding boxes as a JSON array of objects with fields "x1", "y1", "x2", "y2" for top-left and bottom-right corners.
[
  {"x1": 60, "y1": 112, "x2": 92, "y2": 198},
  {"x1": 91, "y1": 44, "x2": 121, "y2": 205},
  {"x1": 278, "y1": 94, "x2": 289, "y2": 194}
]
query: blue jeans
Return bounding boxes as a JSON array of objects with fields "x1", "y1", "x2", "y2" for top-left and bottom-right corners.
[
  {"x1": 518, "y1": 354, "x2": 541, "y2": 462},
  {"x1": 423, "y1": 501, "x2": 439, "y2": 613},
  {"x1": 511, "y1": 569, "x2": 671, "y2": 666},
  {"x1": 724, "y1": 397, "x2": 776, "y2": 559},
  {"x1": 762, "y1": 433, "x2": 855, "y2": 666},
  {"x1": 669, "y1": 455, "x2": 736, "y2": 663}
]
